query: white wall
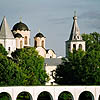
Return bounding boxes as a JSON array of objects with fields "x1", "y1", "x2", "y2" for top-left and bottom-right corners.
[
  {"x1": 0, "y1": 39, "x2": 16, "y2": 56},
  {"x1": 45, "y1": 65, "x2": 57, "y2": 85},
  {"x1": 0, "y1": 86, "x2": 99, "y2": 100}
]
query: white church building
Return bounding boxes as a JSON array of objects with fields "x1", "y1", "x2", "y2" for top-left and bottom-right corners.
[{"x1": 0, "y1": 13, "x2": 85, "y2": 85}]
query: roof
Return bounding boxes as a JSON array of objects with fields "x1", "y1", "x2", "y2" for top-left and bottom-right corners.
[
  {"x1": 12, "y1": 21, "x2": 29, "y2": 31},
  {"x1": 69, "y1": 14, "x2": 82, "y2": 41},
  {"x1": 45, "y1": 58, "x2": 62, "y2": 66},
  {"x1": 14, "y1": 33, "x2": 23, "y2": 38},
  {"x1": 35, "y1": 32, "x2": 45, "y2": 38},
  {"x1": 0, "y1": 16, "x2": 14, "y2": 39},
  {"x1": 46, "y1": 49, "x2": 56, "y2": 54}
]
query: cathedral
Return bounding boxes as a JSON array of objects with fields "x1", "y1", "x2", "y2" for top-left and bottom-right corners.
[
  {"x1": 0, "y1": 16, "x2": 56, "y2": 58},
  {"x1": 0, "y1": 13, "x2": 85, "y2": 85}
]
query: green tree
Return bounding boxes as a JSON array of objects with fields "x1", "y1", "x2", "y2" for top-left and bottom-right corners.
[
  {"x1": 54, "y1": 32, "x2": 100, "y2": 85},
  {"x1": 54, "y1": 49, "x2": 86, "y2": 85},
  {"x1": 82, "y1": 32, "x2": 100, "y2": 84},
  {"x1": 0, "y1": 44, "x2": 23, "y2": 86},
  {"x1": 0, "y1": 44, "x2": 7, "y2": 56},
  {"x1": 11, "y1": 47, "x2": 48, "y2": 85},
  {"x1": 82, "y1": 32, "x2": 100, "y2": 51},
  {"x1": 0, "y1": 53, "x2": 23, "y2": 86}
]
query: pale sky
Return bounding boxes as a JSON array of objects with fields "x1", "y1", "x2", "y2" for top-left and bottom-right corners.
[{"x1": 0, "y1": 0, "x2": 100, "y2": 56}]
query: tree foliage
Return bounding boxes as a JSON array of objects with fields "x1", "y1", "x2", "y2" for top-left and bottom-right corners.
[
  {"x1": 0, "y1": 44, "x2": 7, "y2": 56},
  {"x1": 0, "y1": 49, "x2": 23, "y2": 86},
  {"x1": 58, "y1": 92, "x2": 73, "y2": 100},
  {"x1": 82, "y1": 32, "x2": 100, "y2": 51},
  {"x1": 0, "y1": 44, "x2": 48, "y2": 86},
  {"x1": 54, "y1": 32, "x2": 100, "y2": 85},
  {"x1": 11, "y1": 47, "x2": 48, "y2": 85}
]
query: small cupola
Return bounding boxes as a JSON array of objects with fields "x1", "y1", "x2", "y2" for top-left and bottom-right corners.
[
  {"x1": 34, "y1": 29, "x2": 46, "y2": 48},
  {"x1": 35, "y1": 32, "x2": 44, "y2": 38}
]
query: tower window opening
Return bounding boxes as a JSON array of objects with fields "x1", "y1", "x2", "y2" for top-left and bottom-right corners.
[
  {"x1": 79, "y1": 44, "x2": 82, "y2": 49},
  {"x1": 8, "y1": 47, "x2": 10, "y2": 51},
  {"x1": 73, "y1": 44, "x2": 76, "y2": 50},
  {"x1": 77, "y1": 36, "x2": 79, "y2": 39}
]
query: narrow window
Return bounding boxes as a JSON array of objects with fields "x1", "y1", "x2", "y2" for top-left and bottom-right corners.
[
  {"x1": 34, "y1": 40, "x2": 37, "y2": 47},
  {"x1": 73, "y1": 44, "x2": 76, "y2": 50},
  {"x1": 20, "y1": 40, "x2": 23, "y2": 48},
  {"x1": 74, "y1": 36, "x2": 76, "y2": 39},
  {"x1": 24, "y1": 36, "x2": 27, "y2": 45},
  {"x1": 42, "y1": 40, "x2": 44, "y2": 48}
]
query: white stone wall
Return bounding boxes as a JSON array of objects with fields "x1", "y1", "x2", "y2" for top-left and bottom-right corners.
[
  {"x1": 0, "y1": 39, "x2": 16, "y2": 56},
  {"x1": 45, "y1": 65, "x2": 57, "y2": 85},
  {"x1": 0, "y1": 86, "x2": 100, "y2": 100},
  {"x1": 36, "y1": 47, "x2": 46, "y2": 57}
]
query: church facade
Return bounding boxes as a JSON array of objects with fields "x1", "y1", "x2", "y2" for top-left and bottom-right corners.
[
  {"x1": 0, "y1": 16, "x2": 56, "y2": 58},
  {"x1": 0, "y1": 13, "x2": 85, "y2": 85}
]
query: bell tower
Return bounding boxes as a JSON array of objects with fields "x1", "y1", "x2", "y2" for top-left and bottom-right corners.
[{"x1": 66, "y1": 12, "x2": 85, "y2": 57}]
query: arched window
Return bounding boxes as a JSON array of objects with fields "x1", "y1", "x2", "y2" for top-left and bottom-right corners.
[
  {"x1": 50, "y1": 56, "x2": 52, "y2": 58},
  {"x1": 77, "y1": 36, "x2": 79, "y2": 39},
  {"x1": 24, "y1": 36, "x2": 27, "y2": 45},
  {"x1": 20, "y1": 40, "x2": 23, "y2": 48},
  {"x1": 0, "y1": 92, "x2": 12, "y2": 100},
  {"x1": 58, "y1": 91, "x2": 74, "y2": 100},
  {"x1": 34, "y1": 40, "x2": 37, "y2": 47},
  {"x1": 8, "y1": 47, "x2": 10, "y2": 51},
  {"x1": 79, "y1": 91, "x2": 94, "y2": 100},
  {"x1": 79, "y1": 44, "x2": 82, "y2": 49},
  {"x1": 73, "y1": 44, "x2": 76, "y2": 50},
  {"x1": 37, "y1": 91, "x2": 53, "y2": 100},
  {"x1": 16, "y1": 91, "x2": 33, "y2": 100},
  {"x1": 42, "y1": 40, "x2": 44, "y2": 48}
]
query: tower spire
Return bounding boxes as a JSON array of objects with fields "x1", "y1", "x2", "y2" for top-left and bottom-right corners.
[
  {"x1": 65, "y1": 12, "x2": 85, "y2": 57},
  {"x1": 74, "y1": 11, "x2": 76, "y2": 16},
  {"x1": 19, "y1": 17, "x2": 22, "y2": 22},
  {"x1": 38, "y1": 28, "x2": 40, "y2": 33},
  {"x1": 69, "y1": 12, "x2": 82, "y2": 40},
  {"x1": 0, "y1": 16, "x2": 14, "y2": 39}
]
